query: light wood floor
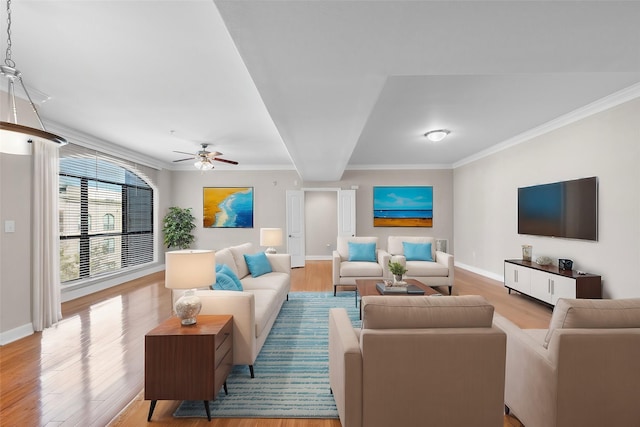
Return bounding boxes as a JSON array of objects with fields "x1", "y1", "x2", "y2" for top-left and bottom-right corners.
[{"x1": 0, "y1": 261, "x2": 551, "y2": 426}]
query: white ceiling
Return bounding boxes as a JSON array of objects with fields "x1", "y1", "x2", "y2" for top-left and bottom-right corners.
[{"x1": 3, "y1": 1, "x2": 640, "y2": 181}]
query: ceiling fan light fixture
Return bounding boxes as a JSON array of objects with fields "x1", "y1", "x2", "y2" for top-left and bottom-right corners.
[
  {"x1": 194, "y1": 159, "x2": 214, "y2": 170},
  {"x1": 424, "y1": 129, "x2": 451, "y2": 142},
  {"x1": 0, "y1": 1, "x2": 67, "y2": 154}
]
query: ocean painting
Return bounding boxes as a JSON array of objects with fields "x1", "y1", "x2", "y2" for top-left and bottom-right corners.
[
  {"x1": 203, "y1": 187, "x2": 254, "y2": 228},
  {"x1": 373, "y1": 186, "x2": 433, "y2": 227}
]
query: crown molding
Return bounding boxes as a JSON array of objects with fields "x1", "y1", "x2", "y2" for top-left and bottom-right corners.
[{"x1": 453, "y1": 82, "x2": 640, "y2": 169}]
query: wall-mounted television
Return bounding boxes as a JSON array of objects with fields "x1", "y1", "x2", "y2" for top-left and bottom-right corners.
[{"x1": 518, "y1": 177, "x2": 598, "y2": 241}]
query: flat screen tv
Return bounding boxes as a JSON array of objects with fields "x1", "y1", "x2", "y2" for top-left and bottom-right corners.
[{"x1": 518, "y1": 177, "x2": 598, "y2": 241}]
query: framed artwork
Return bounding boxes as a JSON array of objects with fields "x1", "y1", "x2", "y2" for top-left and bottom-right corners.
[
  {"x1": 373, "y1": 186, "x2": 433, "y2": 227},
  {"x1": 203, "y1": 187, "x2": 254, "y2": 228}
]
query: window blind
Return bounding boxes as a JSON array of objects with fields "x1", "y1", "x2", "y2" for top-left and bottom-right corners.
[{"x1": 59, "y1": 143, "x2": 155, "y2": 284}]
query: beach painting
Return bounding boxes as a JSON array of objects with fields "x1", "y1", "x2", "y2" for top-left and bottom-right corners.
[
  {"x1": 203, "y1": 187, "x2": 254, "y2": 228},
  {"x1": 373, "y1": 186, "x2": 433, "y2": 227}
]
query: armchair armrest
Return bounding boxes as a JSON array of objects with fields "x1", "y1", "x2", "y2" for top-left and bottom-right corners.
[
  {"x1": 266, "y1": 253, "x2": 291, "y2": 274},
  {"x1": 329, "y1": 308, "x2": 362, "y2": 427},
  {"x1": 377, "y1": 250, "x2": 391, "y2": 277},
  {"x1": 493, "y1": 314, "x2": 557, "y2": 425},
  {"x1": 435, "y1": 251, "x2": 454, "y2": 285}
]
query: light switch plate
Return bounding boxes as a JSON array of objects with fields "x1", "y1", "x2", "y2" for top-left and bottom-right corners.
[{"x1": 4, "y1": 220, "x2": 15, "y2": 233}]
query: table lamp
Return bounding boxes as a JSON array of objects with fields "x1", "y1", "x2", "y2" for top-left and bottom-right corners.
[
  {"x1": 260, "y1": 228, "x2": 283, "y2": 254},
  {"x1": 165, "y1": 249, "x2": 216, "y2": 325}
]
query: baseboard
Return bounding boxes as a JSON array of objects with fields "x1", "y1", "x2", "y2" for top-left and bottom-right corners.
[
  {"x1": 0, "y1": 323, "x2": 34, "y2": 346},
  {"x1": 305, "y1": 255, "x2": 332, "y2": 261},
  {"x1": 455, "y1": 261, "x2": 504, "y2": 283}
]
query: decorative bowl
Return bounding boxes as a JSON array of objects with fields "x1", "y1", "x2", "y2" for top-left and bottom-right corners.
[{"x1": 536, "y1": 256, "x2": 552, "y2": 266}]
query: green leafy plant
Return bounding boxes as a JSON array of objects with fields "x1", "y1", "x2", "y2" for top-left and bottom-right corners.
[
  {"x1": 388, "y1": 260, "x2": 408, "y2": 276},
  {"x1": 162, "y1": 206, "x2": 196, "y2": 249}
]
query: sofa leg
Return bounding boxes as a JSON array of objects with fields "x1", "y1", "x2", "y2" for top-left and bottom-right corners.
[
  {"x1": 249, "y1": 365, "x2": 255, "y2": 378},
  {"x1": 505, "y1": 405, "x2": 510, "y2": 415},
  {"x1": 334, "y1": 285, "x2": 337, "y2": 296},
  {"x1": 287, "y1": 294, "x2": 289, "y2": 301},
  {"x1": 449, "y1": 286, "x2": 452, "y2": 295}
]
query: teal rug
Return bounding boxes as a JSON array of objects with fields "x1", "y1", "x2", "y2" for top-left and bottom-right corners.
[{"x1": 173, "y1": 291, "x2": 360, "y2": 419}]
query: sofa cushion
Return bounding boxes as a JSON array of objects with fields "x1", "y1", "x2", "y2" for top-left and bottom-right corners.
[
  {"x1": 544, "y1": 298, "x2": 640, "y2": 348},
  {"x1": 348, "y1": 242, "x2": 376, "y2": 262},
  {"x1": 215, "y1": 248, "x2": 239, "y2": 278},
  {"x1": 230, "y1": 243, "x2": 254, "y2": 278},
  {"x1": 403, "y1": 242, "x2": 433, "y2": 261},
  {"x1": 406, "y1": 260, "x2": 449, "y2": 277},
  {"x1": 361, "y1": 295, "x2": 494, "y2": 329},
  {"x1": 388, "y1": 236, "x2": 436, "y2": 259},
  {"x1": 340, "y1": 261, "x2": 383, "y2": 277},
  {"x1": 244, "y1": 252, "x2": 273, "y2": 277}
]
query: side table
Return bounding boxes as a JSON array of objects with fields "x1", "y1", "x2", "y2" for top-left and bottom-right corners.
[{"x1": 144, "y1": 315, "x2": 233, "y2": 421}]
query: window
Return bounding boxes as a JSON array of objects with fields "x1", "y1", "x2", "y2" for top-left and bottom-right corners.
[
  {"x1": 103, "y1": 213, "x2": 115, "y2": 231},
  {"x1": 59, "y1": 145, "x2": 155, "y2": 284}
]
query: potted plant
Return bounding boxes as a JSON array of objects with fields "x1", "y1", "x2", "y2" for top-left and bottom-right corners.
[
  {"x1": 388, "y1": 260, "x2": 408, "y2": 284},
  {"x1": 162, "y1": 206, "x2": 196, "y2": 249}
]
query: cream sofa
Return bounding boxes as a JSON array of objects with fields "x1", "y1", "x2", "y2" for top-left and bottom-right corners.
[
  {"x1": 172, "y1": 243, "x2": 291, "y2": 378},
  {"x1": 494, "y1": 298, "x2": 640, "y2": 427},
  {"x1": 384, "y1": 236, "x2": 454, "y2": 295},
  {"x1": 332, "y1": 236, "x2": 390, "y2": 296},
  {"x1": 329, "y1": 295, "x2": 506, "y2": 427}
]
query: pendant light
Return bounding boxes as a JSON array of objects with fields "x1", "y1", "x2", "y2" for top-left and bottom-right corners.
[{"x1": 1, "y1": 0, "x2": 67, "y2": 154}]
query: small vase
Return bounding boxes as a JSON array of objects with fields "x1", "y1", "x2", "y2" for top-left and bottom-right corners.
[{"x1": 393, "y1": 274, "x2": 403, "y2": 284}]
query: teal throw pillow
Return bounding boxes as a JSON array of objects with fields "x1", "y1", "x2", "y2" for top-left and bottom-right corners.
[
  {"x1": 244, "y1": 252, "x2": 273, "y2": 278},
  {"x1": 348, "y1": 242, "x2": 376, "y2": 262},
  {"x1": 215, "y1": 264, "x2": 243, "y2": 290},
  {"x1": 403, "y1": 242, "x2": 433, "y2": 261},
  {"x1": 212, "y1": 272, "x2": 242, "y2": 291}
]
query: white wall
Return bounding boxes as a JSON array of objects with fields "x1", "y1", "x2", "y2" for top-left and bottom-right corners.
[{"x1": 454, "y1": 97, "x2": 640, "y2": 298}]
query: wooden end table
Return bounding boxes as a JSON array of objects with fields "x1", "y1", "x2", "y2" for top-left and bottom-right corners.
[
  {"x1": 144, "y1": 315, "x2": 233, "y2": 421},
  {"x1": 355, "y1": 279, "x2": 440, "y2": 319}
]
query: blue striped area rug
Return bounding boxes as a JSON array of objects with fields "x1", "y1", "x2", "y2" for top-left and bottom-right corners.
[{"x1": 173, "y1": 291, "x2": 360, "y2": 419}]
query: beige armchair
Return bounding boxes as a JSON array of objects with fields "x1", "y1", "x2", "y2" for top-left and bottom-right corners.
[
  {"x1": 385, "y1": 236, "x2": 454, "y2": 294},
  {"x1": 329, "y1": 295, "x2": 506, "y2": 427},
  {"x1": 494, "y1": 298, "x2": 640, "y2": 427},
  {"x1": 332, "y1": 236, "x2": 389, "y2": 296}
]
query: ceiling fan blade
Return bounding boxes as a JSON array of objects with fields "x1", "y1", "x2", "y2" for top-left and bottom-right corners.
[
  {"x1": 204, "y1": 151, "x2": 223, "y2": 158},
  {"x1": 173, "y1": 157, "x2": 194, "y2": 162},
  {"x1": 214, "y1": 157, "x2": 239, "y2": 165},
  {"x1": 173, "y1": 150, "x2": 195, "y2": 156}
]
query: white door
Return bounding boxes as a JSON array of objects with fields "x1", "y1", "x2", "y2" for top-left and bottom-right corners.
[
  {"x1": 338, "y1": 189, "x2": 356, "y2": 237},
  {"x1": 286, "y1": 190, "x2": 305, "y2": 268}
]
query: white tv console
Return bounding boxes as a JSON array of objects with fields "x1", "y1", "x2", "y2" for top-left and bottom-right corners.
[{"x1": 504, "y1": 259, "x2": 602, "y2": 306}]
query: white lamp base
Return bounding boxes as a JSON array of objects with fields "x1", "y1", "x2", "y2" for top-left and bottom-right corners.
[
  {"x1": 174, "y1": 289, "x2": 202, "y2": 326},
  {"x1": 265, "y1": 247, "x2": 277, "y2": 254}
]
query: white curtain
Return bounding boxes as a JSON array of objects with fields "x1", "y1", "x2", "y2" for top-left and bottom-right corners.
[{"x1": 32, "y1": 139, "x2": 62, "y2": 331}]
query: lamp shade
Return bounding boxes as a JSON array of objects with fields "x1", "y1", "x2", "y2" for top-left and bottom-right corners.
[
  {"x1": 260, "y1": 228, "x2": 283, "y2": 247},
  {"x1": 165, "y1": 250, "x2": 216, "y2": 290}
]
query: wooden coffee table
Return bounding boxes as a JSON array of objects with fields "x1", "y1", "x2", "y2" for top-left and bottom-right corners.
[{"x1": 355, "y1": 278, "x2": 440, "y2": 318}]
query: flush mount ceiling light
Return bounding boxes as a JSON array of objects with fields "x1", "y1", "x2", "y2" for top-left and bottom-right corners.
[
  {"x1": 0, "y1": 0, "x2": 67, "y2": 154},
  {"x1": 424, "y1": 129, "x2": 451, "y2": 142}
]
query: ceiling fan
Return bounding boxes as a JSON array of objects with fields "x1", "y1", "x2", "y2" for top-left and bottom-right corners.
[{"x1": 173, "y1": 143, "x2": 239, "y2": 170}]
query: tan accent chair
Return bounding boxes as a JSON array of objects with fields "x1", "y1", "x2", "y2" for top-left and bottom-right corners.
[
  {"x1": 494, "y1": 298, "x2": 640, "y2": 427},
  {"x1": 332, "y1": 236, "x2": 390, "y2": 296},
  {"x1": 329, "y1": 295, "x2": 506, "y2": 427},
  {"x1": 385, "y1": 236, "x2": 454, "y2": 294}
]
